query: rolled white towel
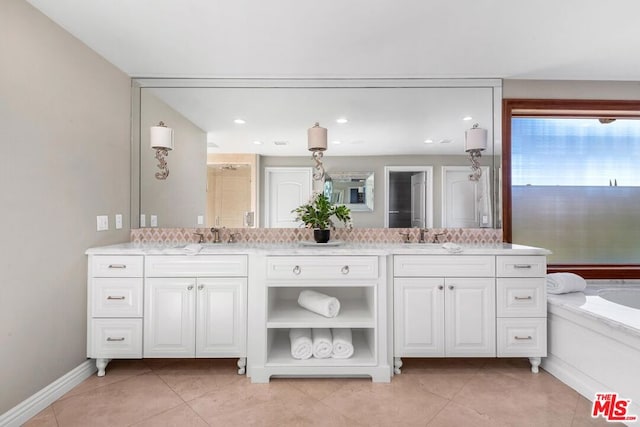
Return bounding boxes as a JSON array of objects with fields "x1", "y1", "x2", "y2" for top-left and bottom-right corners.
[
  {"x1": 183, "y1": 243, "x2": 202, "y2": 255},
  {"x1": 546, "y1": 273, "x2": 587, "y2": 294},
  {"x1": 312, "y1": 328, "x2": 333, "y2": 359},
  {"x1": 331, "y1": 328, "x2": 354, "y2": 359},
  {"x1": 297, "y1": 290, "x2": 341, "y2": 318},
  {"x1": 289, "y1": 328, "x2": 313, "y2": 360}
]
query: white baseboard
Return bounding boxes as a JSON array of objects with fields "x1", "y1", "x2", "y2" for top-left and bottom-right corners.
[{"x1": 0, "y1": 360, "x2": 96, "y2": 427}]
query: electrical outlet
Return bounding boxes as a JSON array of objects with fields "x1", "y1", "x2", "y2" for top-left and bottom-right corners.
[
  {"x1": 197, "y1": 215, "x2": 204, "y2": 225},
  {"x1": 140, "y1": 214, "x2": 146, "y2": 227},
  {"x1": 150, "y1": 215, "x2": 158, "y2": 227},
  {"x1": 96, "y1": 215, "x2": 109, "y2": 231},
  {"x1": 115, "y1": 214, "x2": 123, "y2": 229}
]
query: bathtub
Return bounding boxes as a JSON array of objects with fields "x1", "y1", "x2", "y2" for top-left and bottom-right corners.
[{"x1": 543, "y1": 283, "x2": 640, "y2": 424}]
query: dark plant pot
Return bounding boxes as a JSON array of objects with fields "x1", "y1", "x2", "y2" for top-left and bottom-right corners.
[{"x1": 313, "y1": 229, "x2": 331, "y2": 243}]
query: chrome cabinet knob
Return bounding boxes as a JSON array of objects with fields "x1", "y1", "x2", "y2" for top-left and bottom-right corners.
[
  {"x1": 448, "y1": 285, "x2": 454, "y2": 290},
  {"x1": 438, "y1": 285, "x2": 444, "y2": 290},
  {"x1": 187, "y1": 285, "x2": 194, "y2": 290},
  {"x1": 293, "y1": 265, "x2": 301, "y2": 275},
  {"x1": 341, "y1": 265, "x2": 350, "y2": 275},
  {"x1": 198, "y1": 284, "x2": 204, "y2": 290}
]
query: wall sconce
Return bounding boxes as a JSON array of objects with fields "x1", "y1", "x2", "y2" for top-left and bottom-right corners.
[
  {"x1": 308, "y1": 122, "x2": 327, "y2": 181},
  {"x1": 150, "y1": 121, "x2": 173, "y2": 180},
  {"x1": 465, "y1": 123, "x2": 487, "y2": 181}
]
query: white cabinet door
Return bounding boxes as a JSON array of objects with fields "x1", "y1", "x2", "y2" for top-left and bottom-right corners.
[
  {"x1": 394, "y1": 278, "x2": 444, "y2": 356},
  {"x1": 196, "y1": 278, "x2": 247, "y2": 357},
  {"x1": 144, "y1": 278, "x2": 196, "y2": 357},
  {"x1": 444, "y1": 278, "x2": 496, "y2": 357},
  {"x1": 264, "y1": 167, "x2": 312, "y2": 228}
]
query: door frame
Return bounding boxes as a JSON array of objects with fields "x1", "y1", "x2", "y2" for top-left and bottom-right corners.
[
  {"x1": 384, "y1": 166, "x2": 433, "y2": 228},
  {"x1": 264, "y1": 167, "x2": 313, "y2": 228}
]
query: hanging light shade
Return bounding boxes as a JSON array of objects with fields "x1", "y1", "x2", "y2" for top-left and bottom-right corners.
[
  {"x1": 465, "y1": 124, "x2": 487, "y2": 152},
  {"x1": 308, "y1": 122, "x2": 327, "y2": 152},
  {"x1": 150, "y1": 121, "x2": 174, "y2": 150}
]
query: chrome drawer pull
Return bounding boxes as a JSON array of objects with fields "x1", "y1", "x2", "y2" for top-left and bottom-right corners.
[
  {"x1": 108, "y1": 264, "x2": 127, "y2": 269},
  {"x1": 341, "y1": 265, "x2": 350, "y2": 275},
  {"x1": 107, "y1": 296, "x2": 126, "y2": 300},
  {"x1": 513, "y1": 264, "x2": 532, "y2": 269},
  {"x1": 514, "y1": 336, "x2": 533, "y2": 340},
  {"x1": 514, "y1": 296, "x2": 532, "y2": 300},
  {"x1": 292, "y1": 265, "x2": 301, "y2": 275},
  {"x1": 106, "y1": 337, "x2": 125, "y2": 342}
]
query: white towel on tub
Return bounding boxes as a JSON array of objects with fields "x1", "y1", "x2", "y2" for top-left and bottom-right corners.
[
  {"x1": 331, "y1": 328, "x2": 354, "y2": 359},
  {"x1": 312, "y1": 328, "x2": 333, "y2": 359},
  {"x1": 289, "y1": 328, "x2": 312, "y2": 360},
  {"x1": 297, "y1": 290, "x2": 341, "y2": 318},
  {"x1": 546, "y1": 273, "x2": 587, "y2": 294}
]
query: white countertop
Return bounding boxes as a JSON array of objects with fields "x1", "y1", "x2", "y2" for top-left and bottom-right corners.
[{"x1": 86, "y1": 242, "x2": 551, "y2": 256}]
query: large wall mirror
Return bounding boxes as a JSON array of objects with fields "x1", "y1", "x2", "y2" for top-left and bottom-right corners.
[{"x1": 131, "y1": 79, "x2": 502, "y2": 229}]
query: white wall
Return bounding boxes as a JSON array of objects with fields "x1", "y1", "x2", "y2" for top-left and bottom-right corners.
[{"x1": 0, "y1": 0, "x2": 131, "y2": 413}]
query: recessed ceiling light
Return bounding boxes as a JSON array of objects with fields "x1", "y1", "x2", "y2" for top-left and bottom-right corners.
[
  {"x1": 253, "y1": 140, "x2": 262, "y2": 145},
  {"x1": 233, "y1": 118, "x2": 246, "y2": 124},
  {"x1": 463, "y1": 116, "x2": 473, "y2": 121},
  {"x1": 332, "y1": 140, "x2": 342, "y2": 145},
  {"x1": 423, "y1": 139, "x2": 434, "y2": 144},
  {"x1": 273, "y1": 141, "x2": 288, "y2": 146},
  {"x1": 439, "y1": 139, "x2": 453, "y2": 144},
  {"x1": 336, "y1": 118, "x2": 348, "y2": 124}
]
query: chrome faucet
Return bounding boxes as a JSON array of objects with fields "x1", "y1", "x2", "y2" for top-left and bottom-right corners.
[
  {"x1": 210, "y1": 227, "x2": 222, "y2": 243},
  {"x1": 227, "y1": 233, "x2": 240, "y2": 244},
  {"x1": 418, "y1": 228, "x2": 428, "y2": 243},
  {"x1": 399, "y1": 231, "x2": 411, "y2": 243},
  {"x1": 193, "y1": 232, "x2": 205, "y2": 243},
  {"x1": 432, "y1": 232, "x2": 445, "y2": 243}
]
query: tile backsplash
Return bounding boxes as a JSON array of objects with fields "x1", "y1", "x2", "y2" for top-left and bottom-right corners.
[{"x1": 130, "y1": 227, "x2": 503, "y2": 244}]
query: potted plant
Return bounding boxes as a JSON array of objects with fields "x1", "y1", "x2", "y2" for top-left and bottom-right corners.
[{"x1": 292, "y1": 192, "x2": 352, "y2": 243}]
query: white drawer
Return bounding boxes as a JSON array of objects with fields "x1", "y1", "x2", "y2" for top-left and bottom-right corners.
[
  {"x1": 91, "y1": 255, "x2": 143, "y2": 278},
  {"x1": 145, "y1": 255, "x2": 248, "y2": 277},
  {"x1": 90, "y1": 319, "x2": 142, "y2": 358},
  {"x1": 267, "y1": 256, "x2": 378, "y2": 280},
  {"x1": 496, "y1": 278, "x2": 546, "y2": 317},
  {"x1": 91, "y1": 278, "x2": 143, "y2": 317},
  {"x1": 497, "y1": 318, "x2": 547, "y2": 357},
  {"x1": 393, "y1": 255, "x2": 494, "y2": 277},
  {"x1": 496, "y1": 256, "x2": 546, "y2": 278}
]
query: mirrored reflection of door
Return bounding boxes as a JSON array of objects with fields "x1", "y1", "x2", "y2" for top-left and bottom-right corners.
[
  {"x1": 411, "y1": 172, "x2": 427, "y2": 228},
  {"x1": 386, "y1": 167, "x2": 432, "y2": 228},
  {"x1": 265, "y1": 167, "x2": 312, "y2": 228},
  {"x1": 207, "y1": 165, "x2": 251, "y2": 227},
  {"x1": 442, "y1": 166, "x2": 491, "y2": 228}
]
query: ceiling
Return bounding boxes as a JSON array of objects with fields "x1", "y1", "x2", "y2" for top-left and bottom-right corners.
[{"x1": 25, "y1": 1, "x2": 640, "y2": 156}]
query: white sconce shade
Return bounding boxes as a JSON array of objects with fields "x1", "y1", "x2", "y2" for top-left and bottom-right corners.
[
  {"x1": 308, "y1": 122, "x2": 327, "y2": 152},
  {"x1": 150, "y1": 122, "x2": 174, "y2": 150},
  {"x1": 465, "y1": 125, "x2": 487, "y2": 152},
  {"x1": 150, "y1": 121, "x2": 173, "y2": 180}
]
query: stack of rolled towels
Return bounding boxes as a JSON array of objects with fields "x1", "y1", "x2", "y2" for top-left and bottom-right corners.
[
  {"x1": 288, "y1": 327, "x2": 355, "y2": 360},
  {"x1": 289, "y1": 289, "x2": 354, "y2": 359},
  {"x1": 546, "y1": 272, "x2": 587, "y2": 294}
]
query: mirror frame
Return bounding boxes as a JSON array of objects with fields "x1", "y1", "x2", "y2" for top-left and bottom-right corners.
[{"x1": 131, "y1": 78, "x2": 503, "y2": 229}]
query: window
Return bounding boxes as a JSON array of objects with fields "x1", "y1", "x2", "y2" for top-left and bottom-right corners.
[{"x1": 503, "y1": 99, "x2": 640, "y2": 278}]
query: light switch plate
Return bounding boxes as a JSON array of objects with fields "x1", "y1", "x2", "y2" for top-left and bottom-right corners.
[
  {"x1": 96, "y1": 215, "x2": 109, "y2": 231},
  {"x1": 115, "y1": 214, "x2": 123, "y2": 229},
  {"x1": 150, "y1": 215, "x2": 158, "y2": 227},
  {"x1": 140, "y1": 214, "x2": 146, "y2": 227},
  {"x1": 197, "y1": 215, "x2": 204, "y2": 225}
]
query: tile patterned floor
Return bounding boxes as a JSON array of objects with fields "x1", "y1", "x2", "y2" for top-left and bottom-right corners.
[{"x1": 24, "y1": 358, "x2": 622, "y2": 427}]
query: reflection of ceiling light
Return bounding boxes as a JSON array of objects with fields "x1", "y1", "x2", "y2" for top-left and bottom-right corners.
[
  {"x1": 463, "y1": 116, "x2": 473, "y2": 121},
  {"x1": 233, "y1": 118, "x2": 246, "y2": 124},
  {"x1": 424, "y1": 139, "x2": 434, "y2": 144},
  {"x1": 273, "y1": 141, "x2": 288, "y2": 146},
  {"x1": 336, "y1": 118, "x2": 348, "y2": 124},
  {"x1": 439, "y1": 139, "x2": 453, "y2": 144},
  {"x1": 253, "y1": 140, "x2": 262, "y2": 145},
  {"x1": 332, "y1": 140, "x2": 342, "y2": 145},
  {"x1": 207, "y1": 142, "x2": 219, "y2": 148}
]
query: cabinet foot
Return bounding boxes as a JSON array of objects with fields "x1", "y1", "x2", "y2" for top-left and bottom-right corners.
[
  {"x1": 529, "y1": 357, "x2": 541, "y2": 373},
  {"x1": 394, "y1": 357, "x2": 403, "y2": 375},
  {"x1": 96, "y1": 358, "x2": 110, "y2": 377},
  {"x1": 237, "y1": 357, "x2": 246, "y2": 375}
]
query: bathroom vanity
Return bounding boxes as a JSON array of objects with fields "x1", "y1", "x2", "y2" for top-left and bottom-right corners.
[{"x1": 86, "y1": 242, "x2": 550, "y2": 380}]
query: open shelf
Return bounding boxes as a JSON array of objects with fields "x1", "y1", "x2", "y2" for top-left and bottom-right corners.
[
  {"x1": 266, "y1": 328, "x2": 376, "y2": 366},
  {"x1": 267, "y1": 299, "x2": 375, "y2": 328}
]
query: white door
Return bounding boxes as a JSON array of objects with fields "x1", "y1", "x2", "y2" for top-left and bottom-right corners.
[
  {"x1": 410, "y1": 172, "x2": 427, "y2": 228},
  {"x1": 144, "y1": 278, "x2": 196, "y2": 357},
  {"x1": 442, "y1": 166, "x2": 490, "y2": 228},
  {"x1": 196, "y1": 278, "x2": 247, "y2": 357},
  {"x1": 265, "y1": 167, "x2": 312, "y2": 228},
  {"x1": 444, "y1": 277, "x2": 495, "y2": 357},
  {"x1": 394, "y1": 278, "x2": 445, "y2": 357}
]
